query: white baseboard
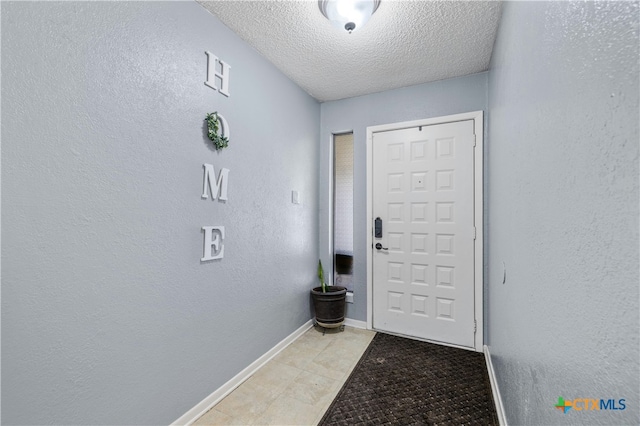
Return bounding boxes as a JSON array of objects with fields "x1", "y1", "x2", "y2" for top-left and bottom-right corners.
[
  {"x1": 483, "y1": 345, "x2": 507, "y2": 426},
  {"x1": 171, "y1": 319, "x2": 314, "y2": 426},
  {"x1": 344, "y1": 318, "x2": 368, "y2": 329}
]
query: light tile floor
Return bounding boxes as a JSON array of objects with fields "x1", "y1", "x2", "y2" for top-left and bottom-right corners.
[{"x1": 194, "y1": 325, "x2": 376, "y2": 426}]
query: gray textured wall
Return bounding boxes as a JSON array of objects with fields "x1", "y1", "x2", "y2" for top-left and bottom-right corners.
[
  {"x1": 487, "y1": 1, "x2": 639, "y2": 424},
  {"x1": 320, "y1": 73, "x2": 488, "y2": 322},
  {"x1": 1, "y1": 2, "x2": 319, "y2": 424}
]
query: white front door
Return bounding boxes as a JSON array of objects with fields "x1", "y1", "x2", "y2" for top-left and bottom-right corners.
[{"x1": 372, "y1": 119, "x2": 476, "y2": 348}]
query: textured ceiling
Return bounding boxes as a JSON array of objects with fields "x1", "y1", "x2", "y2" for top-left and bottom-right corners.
[{"x1": 197, "y1": 1, "x2": 502, "y2": 102}]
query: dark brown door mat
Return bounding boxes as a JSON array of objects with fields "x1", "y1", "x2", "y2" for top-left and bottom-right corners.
[{"x1": 319, "y1": 332, "x2": 498, "y2": 425}]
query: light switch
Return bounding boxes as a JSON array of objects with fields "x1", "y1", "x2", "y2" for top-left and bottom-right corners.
[{"x1": 292, "y1": 190, "x2": 300, "y2": 204}]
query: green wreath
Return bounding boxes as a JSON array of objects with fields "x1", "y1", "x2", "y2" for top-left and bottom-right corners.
[{"x1": 205, "y1": 112, "x2": 229, "y2": 151}]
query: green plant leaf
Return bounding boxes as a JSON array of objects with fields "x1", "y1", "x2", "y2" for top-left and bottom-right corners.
[
  {"x1": 318, "y1": 260, "x2": 326, "y2": 293},
  {"x1": 205, "y1": 112, "x2": 229, "y2": 151}
]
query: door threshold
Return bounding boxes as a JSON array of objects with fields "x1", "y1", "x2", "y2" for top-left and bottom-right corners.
[{"x1": 372, "y1": 328, "x2": 477, "y2": 352}]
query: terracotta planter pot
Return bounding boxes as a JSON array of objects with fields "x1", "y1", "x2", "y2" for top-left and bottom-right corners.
[{"x1": 311, "y1": 286, "x2": 347, "y2": 328}]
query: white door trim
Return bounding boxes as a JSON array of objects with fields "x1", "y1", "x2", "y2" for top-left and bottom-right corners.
[{"x1": 366, "y1": 111, "x2": 484, "y2": 352}]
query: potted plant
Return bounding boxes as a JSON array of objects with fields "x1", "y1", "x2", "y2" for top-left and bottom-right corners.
[{"x1": 311, "y1": 260, "x2": 347, "y2": 332}]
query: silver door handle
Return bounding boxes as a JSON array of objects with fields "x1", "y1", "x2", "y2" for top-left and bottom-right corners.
[{"x1": 375, "y1": 243, "x2": 388, "y2": 250}]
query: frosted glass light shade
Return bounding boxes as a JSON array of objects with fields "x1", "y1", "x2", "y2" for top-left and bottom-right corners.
[{"x1": 318, "y1": 0, "x2": 381, "y2": 33}]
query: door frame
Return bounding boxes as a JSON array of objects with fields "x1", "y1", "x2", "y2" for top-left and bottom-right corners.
[{"x1": 366, "y1": 111, "x2": 484, "y2": 352}]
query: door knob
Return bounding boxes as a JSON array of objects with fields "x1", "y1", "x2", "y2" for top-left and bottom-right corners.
[{"x1": 375, "y1": 243, "x2": 388, "y2": 250}]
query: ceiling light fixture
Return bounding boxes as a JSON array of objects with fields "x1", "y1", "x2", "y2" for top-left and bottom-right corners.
[{"x1": 318, "y1": 0, "x2": 381, "y2": 34}]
